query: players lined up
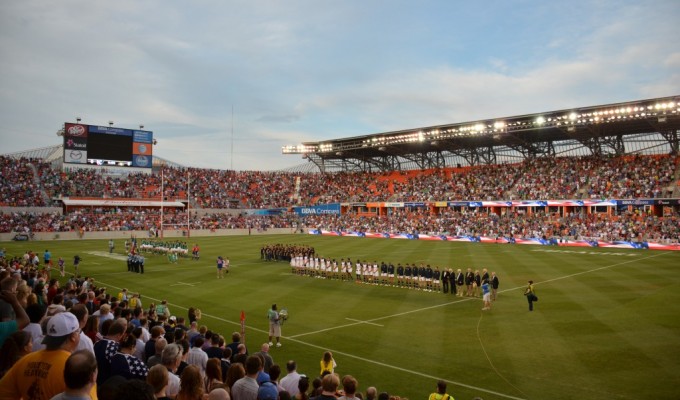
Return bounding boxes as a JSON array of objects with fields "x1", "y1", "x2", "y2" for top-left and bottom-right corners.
[{"x1": 288, "y1": 255, "x2": 499, "y2": 297}]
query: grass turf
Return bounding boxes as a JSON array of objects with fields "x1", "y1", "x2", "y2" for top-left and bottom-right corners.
[{"x1": 3, "y1": 235, "x2": 679, "y2": 400}]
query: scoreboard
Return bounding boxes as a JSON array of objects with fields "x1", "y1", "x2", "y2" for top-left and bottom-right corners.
[{"x1": 63, "y1": 123, "x2": 153, "y2": 170}]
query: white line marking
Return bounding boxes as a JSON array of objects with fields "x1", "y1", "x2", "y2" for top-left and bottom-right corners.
[
  {"x1": 345, "y1": 318, "x2": 384, "y2": 327},
  {"x1": 170, "y1": 282, "x2": 201, "y2": 287}
]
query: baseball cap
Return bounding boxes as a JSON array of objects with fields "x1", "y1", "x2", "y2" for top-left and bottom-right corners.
[
  {"x1": 42, "y1": 312, "x2": 80, "y2": 346},
  {"x1": 258, "y1": 381, "x2": 278, "y2": 400}
]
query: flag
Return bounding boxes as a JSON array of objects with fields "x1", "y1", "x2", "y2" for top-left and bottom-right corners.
[{"x1": 240, "y1": 310, "x2": 246, "y2": 345}]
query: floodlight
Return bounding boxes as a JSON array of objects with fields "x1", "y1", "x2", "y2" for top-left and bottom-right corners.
[
  {"x1": 568, "y1": 113, "x2": 577, "y2": 121},
  {"x1": 535, "y1": 116, "x2": 546, "y2": 125},
  {"x1": 109, "y1": 120, "x2": 114, "y2": 126}
]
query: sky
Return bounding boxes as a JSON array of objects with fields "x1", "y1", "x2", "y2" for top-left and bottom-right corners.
[{"x1": 1, "y1": 0, "x2": 679, "y2": 171}]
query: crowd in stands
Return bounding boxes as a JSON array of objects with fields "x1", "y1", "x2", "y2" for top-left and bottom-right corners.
[
  {"x1": 2, "y1": 154, "x2": 678, "y2": 209},
  {"x1": 0, "y1": 156, "x2": 48, "y2": 207},
  {"x1": 0, "y1": 252, "x2": 440, "y2": 400},
  {"x1": 1, "y1": 154, "x2": 679, "y2": 243},
  {"x1": 1, "y1": 206, "x2": 679, "y2": 244}
]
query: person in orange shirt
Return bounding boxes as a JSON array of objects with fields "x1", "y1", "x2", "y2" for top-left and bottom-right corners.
[
  {"x1": 0, "y1": 312, "x2": 98, "y2": 399},
  {"x1": 192, "y1": 244, "x2": 200, "y2": 261}
]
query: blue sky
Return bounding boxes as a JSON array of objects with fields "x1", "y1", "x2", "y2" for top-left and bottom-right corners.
[{"x1": 1, "y1": 0, "x2": 678, "y2": 171}]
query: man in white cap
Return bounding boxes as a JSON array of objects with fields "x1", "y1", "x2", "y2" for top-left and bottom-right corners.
[{"x1": 0, "y1": 311, "x2": 98, "y2": 399}]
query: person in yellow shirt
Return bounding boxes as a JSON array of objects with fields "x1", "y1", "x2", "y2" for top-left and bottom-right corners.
[
  {"x1": 428, "y1": 380, "x2": 453, "y2": 400},
  {"x1": 0, "y1": 312, "x2": 98, "y2": 399},
  {"x1": 320, "y1": 351, "x2": 336, "y2": 376}
]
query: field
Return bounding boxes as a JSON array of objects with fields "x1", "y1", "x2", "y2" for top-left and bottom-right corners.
[{"x1": 4, "y1": 235, "x2": 680, "y2": 400}]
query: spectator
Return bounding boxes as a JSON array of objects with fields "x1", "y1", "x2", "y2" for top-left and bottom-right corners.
[
  {"x1": 177, "y1": 364, "x2": 206, "y2": 400},
  {"x1": 280, "y1": 360, "x2": 302, "y2": 397},
  {"x1": 147, "y1": 363, "x2": 171, "y2": 400},
  {"x1": 206, "y1": 357, "x2": 226, "y2": 392},
  {"x1": 0, "y1": 312, "x2": 97, "y2": 399},
  {"x1": 50, "y1": 349, "x2": 98, "y2": 400},
  {"x1": 0, "y1": 281, "x2": 29, "y2": 347},
  {"x1": 254, "y1": 342, "x2": 274, "y2": 374},
  {"x1": 338, "y1": 375, "x2": 360, "y2": 400},
  {"x1": 225, "y1": 363, "x2": 246, "y2": 396},
  {"x1": 428, "y1": 380, "x2": 451, "y2": 400},
  {"x1": 187, "y1": 336, "x2": 209, "y2": 375},
  {"x1": 161, "y1": 342, "x2": 184, "y2": 398},
  {"x1": 111, "y1": 333, "x2": 149, "y2": 380},
  {"x1": 94, "y1": 317, "x2": 127, "y2": 386},
  {"x1": 0, "y1": 330, "x2": 32, "y2": 378},
  {"x1": 232, "y1": 355, "x2": 262, "y2": 400},
  {"x1": 71, "y1": 303, "x2": 95, "y2": 355},
  {"x1": 148, "y1": 337, "x2": 168, "y2": 368}
]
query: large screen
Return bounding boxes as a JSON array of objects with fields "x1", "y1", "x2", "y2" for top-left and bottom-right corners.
[{"x1": 63, "y1": 123, "x2": 153, "y2": 169}]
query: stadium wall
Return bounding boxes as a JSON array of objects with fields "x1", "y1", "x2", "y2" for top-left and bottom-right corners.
[{"x1": 0, "y1": 227, "x2": 300, "y2": 242}]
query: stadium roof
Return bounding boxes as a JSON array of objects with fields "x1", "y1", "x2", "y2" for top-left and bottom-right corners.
[{"x1": 283, "y1": 96, "x2": 680, "y2": 172}]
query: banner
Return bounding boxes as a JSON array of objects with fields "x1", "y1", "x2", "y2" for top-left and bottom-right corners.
[{"x1": 293, "y1": 203, "x2": 341, "y2": 215}]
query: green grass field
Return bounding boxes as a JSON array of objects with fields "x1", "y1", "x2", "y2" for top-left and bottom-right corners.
[{"x1": 3, "y1": 235, "x2": 680, "y2": 400}]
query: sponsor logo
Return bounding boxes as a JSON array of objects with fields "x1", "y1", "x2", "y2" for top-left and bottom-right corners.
[
  {"x1": 65, "y1": 150, "x2": 86, "y2": 164},
  {"x1": 138, "y1": 144, "x2": 147, "y2": 154},
  {"x1": 67, "y1": 124, "x2": 86, "y2": 136},
  {"x1": 135, "y1": 155, "x2": 149, "y2": 166},
  {"x1": 65, "y1": 139, "x2": 87, "y2": 149},
  {"x1": 299, "y1": 208, "x2": 339, "y2": 215}
]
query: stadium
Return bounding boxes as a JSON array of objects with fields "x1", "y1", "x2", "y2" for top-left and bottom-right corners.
[{"x1": 1, "y1": 94, "x2": 680, "y2": 400}]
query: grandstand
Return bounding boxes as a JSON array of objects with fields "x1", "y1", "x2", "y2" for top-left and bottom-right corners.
[
  {"x1": 1, "y1": 96, "x2": 679, "y2": 248},
  {"x1": 283, "y1": 96, "x2": 680, "y2": 172}
]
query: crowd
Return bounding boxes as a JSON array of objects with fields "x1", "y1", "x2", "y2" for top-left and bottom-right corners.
[
  {"x1": 2, "y1": 207, "x2": 679, "y2": 244},
  {"x1": 0, "y1": 250, "x2": 474, "y2": 400},
  {"x1": 1, "y1": 154, "x2": 678, "y2": 209}
]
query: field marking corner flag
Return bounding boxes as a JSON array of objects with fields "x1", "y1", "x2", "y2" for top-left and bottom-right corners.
[{"x1": 240, "y1": 310, "x2": 246, "y2": 344}]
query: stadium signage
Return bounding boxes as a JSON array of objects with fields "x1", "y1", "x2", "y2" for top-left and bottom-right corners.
[
  {"x1": 133, "y1": 130, "x2": 153, "y2": 143},
  {"x1": 89, "y1": 125, "x2": 133, "y2": 136},
  {"x1": 67, "y1": 124, "x2": 86, "y2": 136},
  {"x1": 618, "y1": 199, "x2": 654, "y2": 206},
  {"x1": 293, "y1": 204, "x2": 341, "y2": 215},
  {"x1": 654, "y1": 199, "x2": 679, "y2": 206},
  {"x1": 65, "y1": 138, "x2": 87, "y2": 150},
  {"x1": 64, "y1": 150, "x2": 86, "y2": 164}
]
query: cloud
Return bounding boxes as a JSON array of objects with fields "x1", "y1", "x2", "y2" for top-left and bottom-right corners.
[{"x1": 1, "y1": 1, "x2": 678, "y2": 171}]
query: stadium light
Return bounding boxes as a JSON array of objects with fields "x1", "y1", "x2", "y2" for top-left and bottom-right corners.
[
  {"x1": 535, "y1": 116, "x2": 546, "y2": 125},
  {"x1": 76, "y1": 117, "x2": 81, "y2": 123},
  {"x1": 108, "y1": 121, "x2": 114, "y2": 127},
  {"x1": 139, "y1": 124, "x2": 145, "y2": 129}
]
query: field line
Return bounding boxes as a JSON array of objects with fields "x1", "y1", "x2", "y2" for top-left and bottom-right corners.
[
  {"x1": 83, "y1": 252, "x2": 667, "y2": 400},
  {"x1": 83, "y1": 274, "x2": 525, "y2": 400}
]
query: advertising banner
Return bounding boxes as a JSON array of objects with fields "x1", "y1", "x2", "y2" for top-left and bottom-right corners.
[
  {"x1": 132, "y1": 155, "x2": 152, "y2": 168},
  {"x1": 64, "y1": 123, "x2": 88, "y2": 138},
  {"x1": 293, "y1": 203, "x2": 341, "y2": 215},
  {"x1": 133, "y1": 142, "x2": 153, "y2": 155},
  {"x1": 64, "y1": 137, "x2": 87, "y2": 151},
  {"x1": 133, "y1": 130, "x2": 153, "y2": 143},
  {"x1": 64, "y1": 150, "x2": 86, "y2": 164}
]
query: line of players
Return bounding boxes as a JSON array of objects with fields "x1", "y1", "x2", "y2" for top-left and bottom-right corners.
[{"x1": 289, "y1": 254, "x2": 499, "y2": 295}]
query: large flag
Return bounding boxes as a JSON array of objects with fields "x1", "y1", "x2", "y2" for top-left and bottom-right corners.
[{"x1": 240, "y1": 310, "x2": 246, "y2": 344}]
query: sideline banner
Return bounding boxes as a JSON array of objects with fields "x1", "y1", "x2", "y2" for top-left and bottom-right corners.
[{"x1": 308, "y1": 230, "x2": 680, "y2": 251}]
